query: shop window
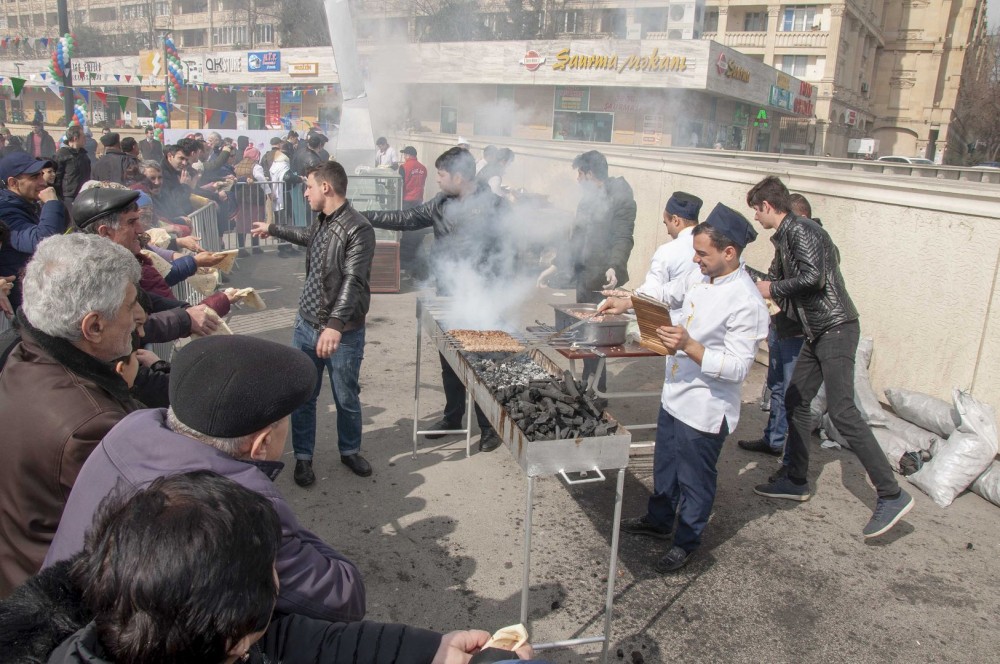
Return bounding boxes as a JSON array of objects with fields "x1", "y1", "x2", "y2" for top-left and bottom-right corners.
[
  {"x1": 553, "y1": 111, "x2": 613, "y2": 143},
  {"x1": 743, "y1": 12, "x2": 768, "y2": 32},
  {"x1": 781, "y1": 6, "x2": 817, "y2": 31},
  {"x1": 779, "y1": 55, "x2": 808, "y2": 77},
  {"x1": 441, "y1": 106, "x2": 458, "y2": 134},
  {"x1": 704, "y1": 9, "x2": 719, "y2": 32},
  {"x1": 551, "y1": 10, "x2": 581, "y2": 33}
]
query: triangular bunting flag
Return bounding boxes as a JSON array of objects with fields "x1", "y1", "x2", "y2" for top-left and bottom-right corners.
[
  {"x1": 204, "y1": 109, "x2": 214, "y2": 124},
  {"x1": 125, "y1": 75, "x2": 131, "y2": 83},
  {"x1": 219, "y1": 111, "x2": 228, "y2": 125},
  {"x1": 118, "y1": 95, "x2": 128, "y2": 112},
  {"x1": 47, "y1": 80, "x2": 62, "y2": 99},
  {"x1": 78, "y1": 89, "x2": 89, "y2": 102},
  {"x1": 114, "y1": 74, "x2": 120, "y2": 82},
  {"x1": 174, "y1": 104, "x2": 185, "y2": 112},
  {"x1": 10, "y1": 77, "x2": 25, "y2": 97},
  {"x1": 139, "y1": 98, "x2": 151, "y2": 111},
  {"x1": 40, "y1": 37, "x2": 48, "y2": 47},
  {"x1": 94, "y1": 91, "x2": 107, "y2": 104},
  {"x1": 137, "y1": 75, "x2": 143, "y2": 83},
  {"x1": 40, "y1": 72, "x2": 46, "y2": 80}
]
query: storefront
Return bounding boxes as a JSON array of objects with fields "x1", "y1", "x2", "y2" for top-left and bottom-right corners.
[{"x1": 392, "y1": 39, "x2": 815, "y2": 151}]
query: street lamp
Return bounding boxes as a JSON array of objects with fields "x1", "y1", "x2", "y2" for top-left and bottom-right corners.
[{"x1": 13, "y1": 62, "x2": 24, "y2": 77}]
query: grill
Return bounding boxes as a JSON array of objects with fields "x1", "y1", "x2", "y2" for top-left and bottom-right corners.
[{"x1": 411, "y1": 296, "x2": 629, "y2": 662}]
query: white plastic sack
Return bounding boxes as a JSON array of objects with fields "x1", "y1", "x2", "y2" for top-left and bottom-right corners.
[
  {"x1": 821, "y1": 414, "x2": 848, "y2": 449},
  {"x1": 873, "y1": 428, "x2": 916, "y2": 473},
  {"x1": 854, "y1": 339, "x2": 887, "y2": 427},
  {"x1": 908, "y1": 390, "x2": 999, "y2": 507},
  {"x1": 883, "y1": 412, "x2": 942, "y2": 453},
  {"x1": 809, "y1": 383, "x2": 827, "y2": 432},
  {"x1": 885, "y1": 387, "x2": 958, "y2": 438},
  {"x1": 971, "y1": 460, "x2": 1000, "y2": 508}
]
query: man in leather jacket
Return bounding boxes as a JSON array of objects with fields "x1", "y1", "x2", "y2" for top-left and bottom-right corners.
[
  {"x1": 253, "y1": 161, "x2": 376, "y2": 484},
  {"x1": 359, "y1": 147, "x2": 508, "y2": 454},
  {"x1": 747, "y1": 176, "x2": 913, "y2": 539}
]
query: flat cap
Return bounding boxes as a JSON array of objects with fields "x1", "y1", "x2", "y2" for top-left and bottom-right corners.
[
  {"x1": 100, "y1": 132, "x2": 120, "y2": 147},
  {"x1": 704, "y1": 203, "x2": 758, "y2": 249},
  {"x1": 665, "y1": 191, "x2": 703, "y2": 222},
  {"x1": 72, "y1": 188, "x2": 140, "y2": 229},
  {"x1": 169, "y1": 336, "x2": 317, "y2": 437},
  {"x1": 400, "y1": 146, "x2": 417, "y2": 156}
]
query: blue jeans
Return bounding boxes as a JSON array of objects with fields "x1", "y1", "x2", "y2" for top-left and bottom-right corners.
[
  {"x1": 647, "y1": 408, "x2": 728, "y2": 553},
  {"x1": 763, "y1": 327, "x2": 804, "y2": 461},
  {"x1": 290, "y1": 316, "x2": 366, "y2": 460}
]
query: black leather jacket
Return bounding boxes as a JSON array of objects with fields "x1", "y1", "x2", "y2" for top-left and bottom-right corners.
[
  {"x1": 362, "y1": 182, "x2": 510, "y2": 295},
  {"x1": 767, "y1": 214, "x2": 858, "y2": 341},
  {"x1": 269, "y1": 201, "x2": 375, "y2": 332}
]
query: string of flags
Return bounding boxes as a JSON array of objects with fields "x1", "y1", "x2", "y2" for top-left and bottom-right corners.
[{"x1": 2, "y1": 74, "x2": 340, "y2": 96}]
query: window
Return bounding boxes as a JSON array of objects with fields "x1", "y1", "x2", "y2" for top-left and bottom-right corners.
[
  {"x1": 180, "y1": 29, "x2": 206, "y2": 47},
  {"x1": 779, "y1": 55, "x2": 808, "y2": 76},
  {"x1": 704, "y1": 9, "x2": 719, "y2": 32},
  {"x1": 743, "y1": 11, "x2": 767, "y2": 31},
  {"x1": 122, "y1": 4, "x2": 150, "y2": 19},
  {"x1": 0, "y1": 17, "x2": 6, "y2": 29},
  {"x1": 31, "y1": 13, "x2": 44, "y2": 26},
  {"x1": 213, "y1": 25, "x2": 249, "y2": 45},
  {"x1": 255, "y1": 24, "x2": 275, "y2": 44},
  {"x1": 551, "y1": 10, "x2": 580, "y2": 33},
  {"x1": 89, "y1": 7, "x2": 117, "y2": 21},
  {"x1": 553, "y1": 111, "x2": 613, "y2": 143},
  {"x1": 74, "y1": 10, "x2": 86, "y2": 22},
  {"x1": 781, "y1": 6, "x2": 817, "y2": 31},
  {"x1": 601, "y1": 8, "x2": 628, "y2": 37},
  {"x1": 176, "y1": 0, "x2": 208, "y2": 14},
  {"x1": 440, "y1": 106, "x2": 457, "y2": 134},
  {"x1": 7, "y1": 15, "x2": 16, "y2": 28},
  {"x1": 155, "y1": 2, "x2": 170, "y2": 16}
]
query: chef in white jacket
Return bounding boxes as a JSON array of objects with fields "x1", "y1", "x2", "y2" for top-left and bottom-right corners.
[
  {"x1": 601, "y1": 203, "x2": 768, "y2": 573},
  {"x1": 634, "y1": 191, "x2": 703, "y2": 322}
]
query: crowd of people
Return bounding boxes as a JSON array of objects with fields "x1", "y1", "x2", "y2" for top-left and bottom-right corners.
[{"x1": 0, "y1": 120, "x2": 916, "y2": 659}]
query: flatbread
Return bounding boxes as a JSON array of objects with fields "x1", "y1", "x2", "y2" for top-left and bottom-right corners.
[
  {"x1": 187, "y1": 267, "x2": 219, "y2": 295},
  {"x1": 448, "y1": 329, "x2": 524, "y2": 353},
  {"x1": 225, "y1": 287, "x2": 267, "y2": 311},
  {"x1": 213, "y1": 249, "x2": 239, "y2": 274},
  {"x1": 483, "y1": 623, "x2": 528, "y2": 651},
  {"x1": 141, "y1": 249, "x2": 172, "y2": 278},
  {"x1": 145, "y1": 227, "x2": 172, "y2": 248}
]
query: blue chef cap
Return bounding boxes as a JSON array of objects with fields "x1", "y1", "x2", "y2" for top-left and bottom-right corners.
[
  {"x1": 704, "y1": 203, "x2": 758, "y2": 248},
  {"x1": 665, "y1": 191, "x2": 704, "y2": 221}
]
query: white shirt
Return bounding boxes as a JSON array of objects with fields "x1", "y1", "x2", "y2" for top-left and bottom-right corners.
[
  {"x1": 635, "y1": 226, "x2": 698, "y2": 323},
  {"x1": 375, "y1": 146, "x2": 398, "y2": 167},
  {"x1": 645, "y1": 266, "x2": 769, "y2": 434}
]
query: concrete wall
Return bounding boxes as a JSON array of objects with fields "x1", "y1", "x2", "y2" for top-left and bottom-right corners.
[{"x1": 392, "y1": 133, "x2": 1000, "y2": 412}]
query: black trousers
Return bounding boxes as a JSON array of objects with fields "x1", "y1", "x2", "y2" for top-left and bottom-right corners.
[
  {"x1": 784, "y1": 320, "x2": 899, "y2": 497},
  {"x1": 439, "y1": 353, "x2": 492, "y2": 431}
]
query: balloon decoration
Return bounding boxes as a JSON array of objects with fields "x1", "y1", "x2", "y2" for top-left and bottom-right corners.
[
  {"x1": 163, "y1": 35, "x2": 183, "y2": 109},
  {"x1": 154, "y1": 99, "x2": 168, "y2": 143},
  {"x1": 48, "y1": 33, "x2": 73, "y2": 81},
  {"x1": 68, "y1": 98, "x2": 88, "y2": 134}
]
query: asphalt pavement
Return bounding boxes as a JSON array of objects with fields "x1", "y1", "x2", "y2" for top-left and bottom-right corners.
[{"x1": 223, "y1": 247, "x2": 999, "y2": 663}]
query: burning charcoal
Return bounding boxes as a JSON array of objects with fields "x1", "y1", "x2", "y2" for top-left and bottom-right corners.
[{"x1": 555, "y1": 401, "x2": 575, "y2": 417}]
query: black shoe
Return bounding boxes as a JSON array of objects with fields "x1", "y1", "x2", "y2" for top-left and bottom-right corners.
[
  {"x1": 478, "y1": 429, "x2": 501, "y2": 452},
  {"x1": 738, "y1": 437, "x2": 782, "y2": 457},
  {"x1": 654, "y1": 545, "x2": 693, "y2": 573},
  {"x1": 294, "y1": 459, "x2": 315, "y2": 487},
  {"x1": 768, "y1": 464, "x2": 789, "y2": 484},
  {"x1": 341, "y1": 454, "x2": 373, "y2": 477},
  {"x1": 425, "y1": 418, "x2": 461, "y2": 440},
  {"x1": 621, "y1": 515, "x2": 672, "y2": 540}
]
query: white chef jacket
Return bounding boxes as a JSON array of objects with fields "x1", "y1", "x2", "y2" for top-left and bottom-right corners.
[
  {"x1": 634, "y1": 226, "x2": 698, "y2": 323},
  {"x1": 375, "y1": 146, "x2": 399, "y2": 167},
  {"x1": 643, "y1": 266, "x2": 769, "y2": 435}
]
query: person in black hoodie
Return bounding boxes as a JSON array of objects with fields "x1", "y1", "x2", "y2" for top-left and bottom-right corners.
[
  {"x1": 0, "y1": 470, "x2": 536, "y2": 663},
  {"x1": 91, "y1": 133, "x2": 140, "y2": 185},
  {"x1": 53, "y1": 125, "x2": 92, "y2": 207}
]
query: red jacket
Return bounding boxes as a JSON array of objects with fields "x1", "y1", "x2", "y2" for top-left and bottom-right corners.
[{"x1": 400, "y1": 156, "x2": 427, "y2": 203}]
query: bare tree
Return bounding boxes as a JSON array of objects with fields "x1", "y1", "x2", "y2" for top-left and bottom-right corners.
[{"x1": 952, "y1": 30, "x2": 1000, "y2": 165}]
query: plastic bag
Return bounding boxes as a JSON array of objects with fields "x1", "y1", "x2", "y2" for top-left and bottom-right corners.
[
  {"x1": 873, "y1": 428, "x2": 914, "y2": 473},
  {"x1": 854, "y1": 339, "x2": 887, "y2": 427},
  {"x1": 885, "y1": 387, "x2": 958, "y2": 438},
  {"x1": 808, "y1": 383, "x2": 826, "y2": 433},
  {"x1": 882, "y1": 412, "x2": 942, "y2": 453},
  {"x1": 908, "y1": 390, "x2": 999, "y2": 508},
  {"x1": 971, "y1": 460, "x2": 1000, "y2": 508}
]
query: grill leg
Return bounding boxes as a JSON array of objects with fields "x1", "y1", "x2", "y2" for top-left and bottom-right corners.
[
  {"x1": 412, "y1": 300, "x2": 423, "y2": 460},
  {"x1": 601, "y1": 469, "x2": 626, "y2": 663},
  {"x1": 464, "y1": 389, "x2": 472, "y2": 458},
  {"x1": 519, "y1": 474, "x2": 535, "y2": 626}
]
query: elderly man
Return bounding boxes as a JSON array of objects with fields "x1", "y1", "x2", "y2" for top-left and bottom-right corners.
[
  {"x1": 73, "y1": 187, "x2": 224, "y2": 342},
  {"x1": 0, "y1": 234, "x2": 147, "y2": 596},
  {"x1": 0, "y1": 152, "x2": 67, "y2": 310},
  {"x1": 602, "y1": 204, "x2": 769, "y2": 572},
  {"x1": 253, "y1": 161, "x2": 376, "y2": 483},
  {"x1": 45, "y1": 335, "x2": 367, "y2": 623}
]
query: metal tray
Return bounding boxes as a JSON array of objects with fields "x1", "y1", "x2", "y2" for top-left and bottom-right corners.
[{"x1": 551, "y1": 304, "x2": 629, "y2": 347}]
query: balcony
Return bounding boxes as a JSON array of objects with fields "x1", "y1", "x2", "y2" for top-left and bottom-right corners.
[
  {"x1": 775, "y1": 31, "x2": 829, "y2": 48},
  {"x1": 705, "y1": 31, "x2": 768, "y2": 49}
]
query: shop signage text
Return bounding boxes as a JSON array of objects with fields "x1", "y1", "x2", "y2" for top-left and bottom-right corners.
[
  {"x1": 288, "y1": 62, "x2": 319, "y2": 76},
  {"x1": 520, "y1": 50, "x2": 546, "y2": 71},
  {"x1": 205, "y1": 55, "x2": 244, "y2": 73},
  {"x1": 716, "y1": 53, "x2": 750, "y2": 83},
  {"x1": 552, "y1": 48, "x2": 687, "y2": 74},
  {"x1": 793, "y1": 97, "x2": 814, "y2": 116},
  {"x1": 248, "y1": 51, "x2": 281, "y2": 73}
]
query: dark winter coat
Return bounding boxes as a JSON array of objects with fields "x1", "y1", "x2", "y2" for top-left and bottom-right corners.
[
  {"x1": 22, "y1": 130, "x2": 57, "y2": 160},
  {"x1": 91, "y1": 149, "x2": 140, "y2": 185},
  {"x1": 0, "y1": 312, "x2": 140, "y2": 597},
  {"x1": 44, "y1": 408, "x2": 367, "y2": 623},
  {"x1": 0, "y1": 188, "x2": 68, "y2": 309},
  {"x1": 269, "y1": 201, "x2": 375, "y2": 333},
  {"x1": 767, "y1": 214, "x2": 859, "y2": 341},
  {"x1": 1, "y1": 558, "x2": 439, "y2": 664},
  {"x1": 53, "y1": 146, "x2": 91, "y2": 201}
]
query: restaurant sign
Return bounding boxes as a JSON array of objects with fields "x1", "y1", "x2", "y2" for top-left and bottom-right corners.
[
  {"x1": 716, "y1": 53, "x2": 750, "y2": 83},
  {"x1": 248, "y1": 51, "x2": 280, "y2": 73},
  {"x1": 552, "y1": 48, "x2": 687, "y2": 74}
]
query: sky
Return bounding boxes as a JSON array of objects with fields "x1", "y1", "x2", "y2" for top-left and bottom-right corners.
[{"x1": 990, "y1": 1, "x2": 999, "y2": 31}]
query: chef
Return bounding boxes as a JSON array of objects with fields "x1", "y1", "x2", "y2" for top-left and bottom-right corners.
[
  {"x1": 600, "y1": 203, "x2": 768, "y2": 572},
  {"x1": 633, "y1": 191, "x2": 703, "y2": 322}
]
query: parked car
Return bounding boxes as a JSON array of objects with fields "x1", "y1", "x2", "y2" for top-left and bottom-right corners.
[
  {"x1": 877, "y1": 156, "x2": 935, "y2": 165},
  {"x1": 973, "y1": 161, "x2": 1000, "y2": 169}
]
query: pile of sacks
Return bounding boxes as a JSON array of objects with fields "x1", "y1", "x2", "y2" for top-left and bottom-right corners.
[{"x1": 810, "y1": 337, "x2": 999, "y2": 509}]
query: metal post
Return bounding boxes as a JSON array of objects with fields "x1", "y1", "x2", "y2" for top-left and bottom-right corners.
[
  {"x1": 55, "y1": 0, "x2": 73, "y2": 124},
  {"x1": 601, "y1": 469, "x2": 626, "y2": 663},
  {"x1": 412, "y1": 299, "x2": 422, "y2": 459},
  {"x1": 163, "y1": 33, "x2": 171, "y2": 129},
  {"x1": 519, "y1": 474, "x2": 535, "y2": 626},
  {"x1": 465, "y1": 389, "x2": 472, "y2": 458}
]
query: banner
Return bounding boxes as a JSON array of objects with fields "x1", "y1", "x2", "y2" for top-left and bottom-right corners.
[{"x1": 265, "y1": 88, "x2": 281, "y2": 129}]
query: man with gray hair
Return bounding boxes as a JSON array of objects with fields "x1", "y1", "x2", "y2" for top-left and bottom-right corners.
[
  {"x1": 0, "y1": 233, "x2": 147, "y2": 596},
  {"x1": 45, "y1": 335, "x2": 367, "y2": 623}
]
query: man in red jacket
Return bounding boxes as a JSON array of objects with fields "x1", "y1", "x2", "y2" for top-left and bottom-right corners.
[{"x1": 399, "y1": 146, "x2": 427, "y2": 210}]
